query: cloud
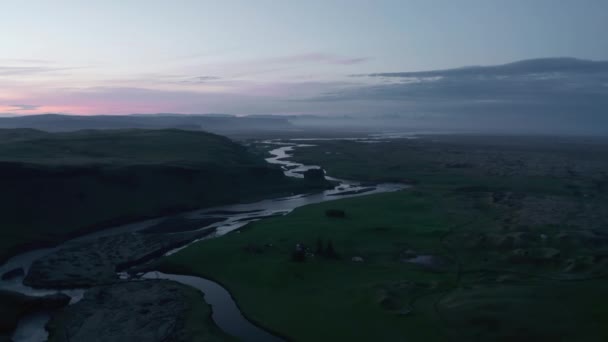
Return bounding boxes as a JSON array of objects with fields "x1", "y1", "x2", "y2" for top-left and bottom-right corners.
[
  {"x1": 3, "y1": 82, "x2": 379, "y2": 116},
  {"x1": 364, "y1": 58, "x2": 608, "y2": 78},
  {"x1": 306, "y1": 58, "x2": 608, "y2": 134},
  {"x1": 195, "y1": 76, "x2": 220, "y2": 81},
  {"x1": 0, "y1": 58, "x2": 54, "y2": 65},
  {"x1": 177, "y1": 76, "x2": 221, "y2": 84},
  {"x1": 270, "y1": 53, "x2": 371, "y2": 66},
  {"x1": 0, "y1": 66, "x2": 60, "y2": 76},
  {"x1": 6, "y1": 57, "x2": 606, "y2": 134},
  {"x1": 9, "y1": 104, "x2": 40, "y2": 111},
  {"x1": 316, "y1": 57, "x2": 608, "y2": 105},
  {"x1": 0, "y1": 58, "x2": 83, "y2": 78},
  {"x1": 0, "y1": 65, "x2": 77, "y2": 77}
]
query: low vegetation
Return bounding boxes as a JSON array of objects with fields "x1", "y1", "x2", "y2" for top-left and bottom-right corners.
[{"x1": 161, "y1": 135, "x2": 608, "y2": 341}]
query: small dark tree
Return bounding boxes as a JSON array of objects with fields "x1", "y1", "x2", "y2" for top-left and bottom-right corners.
[
  {"x1": 325, "y1": 209, "x2": 345, "y2": 218},
  {"x1": 291, "y1": 243, "x2": 306, "y2": 262},
  {"x1": 303, "y1": 168, "x2": 325, "y2": 181},
  {"x1": 315, "y1": 238, "x2": 323, "y2": 255},
  {"x1": 325, "y1": 240, "x2": 338, "y2": 259},
  {"x1": 291, "y1": 250, "x2": 305, "y2": 262}
]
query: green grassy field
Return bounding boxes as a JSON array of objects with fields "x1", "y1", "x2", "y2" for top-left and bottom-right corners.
[
  {"x1": 161, "y1": 188, "x2": 608, "y2": 341},
  {"x1": 161, "y1": 191, "x2": 454, "y2": 341},
  {"x1": 288, "y1": 136, "x2": 608, "y2": 195},
  {"x1": 162, "y1": 135, "x2": 608, "y2": 341},
  {"x1": 0, "y1": 129, "x2": 326, "y2": 263}
]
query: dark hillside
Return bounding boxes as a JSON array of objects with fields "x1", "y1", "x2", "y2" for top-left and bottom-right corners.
[
  {"x1": 0, "y1": 114, "x2": 294, "y2": 135},
  {"x1": 0, "y1": 129, "x2": 325, "y2": 263}
]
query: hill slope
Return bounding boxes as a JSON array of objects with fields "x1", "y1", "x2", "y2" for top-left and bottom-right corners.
[{"x1": 0, "y1": 129, "x2": 324, "y2": 263}]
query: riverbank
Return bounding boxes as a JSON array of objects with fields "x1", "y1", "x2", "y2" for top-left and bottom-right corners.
[
  {"x1": 46, "y1": 280, "x2": 233, "y2": 342},
  {"x1": 24, "y1": 229, "x2": 219, "y2": 289},
  {"x1": 0, "y1": 290, "x2": 70, "y2": 340}
]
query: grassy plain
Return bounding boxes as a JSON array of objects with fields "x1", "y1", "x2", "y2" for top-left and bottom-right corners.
[{"x1": 162, "y1": 135, "x2": 608, "y2": 341}]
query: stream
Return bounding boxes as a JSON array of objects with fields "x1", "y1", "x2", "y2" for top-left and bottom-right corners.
[{"x1": 0, "y1": 141, "x2": 407, "y2": 342}]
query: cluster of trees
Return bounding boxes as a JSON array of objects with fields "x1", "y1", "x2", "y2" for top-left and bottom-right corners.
[
  {"x1": 325, "y1": 209, "x2": 346, "y2": 218},
  {"x1": 291, "y1": 238, "x2": 339, "y2": 262},
  {"x1": 316, "y1": 238, "x2": 338, "y2": 259},
  {"x1": 303, "y1": 168, "x2": 325, "y2": 181}
]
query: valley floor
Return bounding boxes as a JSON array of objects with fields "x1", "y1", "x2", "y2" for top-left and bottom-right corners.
[{"x1": 160, "y1": 135, "x2": 608, "y2": 341}]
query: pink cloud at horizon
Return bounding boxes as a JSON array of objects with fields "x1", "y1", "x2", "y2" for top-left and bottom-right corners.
[{"x1": 0, "y1": 77, "x2": 370, "y2": 115}]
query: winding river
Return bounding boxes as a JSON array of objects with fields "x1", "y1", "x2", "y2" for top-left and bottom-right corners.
[{"x1": 0, "y1": 141, "x2": 407, "y2": 342}]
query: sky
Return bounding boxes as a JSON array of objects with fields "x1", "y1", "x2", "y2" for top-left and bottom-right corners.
[{"x1": 1, "y1": 0, "x2": 608, "y2": 116}]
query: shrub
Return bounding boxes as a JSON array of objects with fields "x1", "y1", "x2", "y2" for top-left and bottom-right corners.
[
  {"x1": 291, "y1": 243, "x2": 306, "y2": 262},
  {"x1": 325, "y1": 209, "x2": 346, "y2": 218},
  {"x1": 325, "y1": 240, "x2": 338, "y2": 259},
  {"x1": 315, "y1": 238, "x2": 323, "y2": 255},
  {"x1": 303, "y1": 168, "x2": 325, "y2": 181},
  {"x1": 291, "y1": 250, "x2": 306, "y2": 262}
]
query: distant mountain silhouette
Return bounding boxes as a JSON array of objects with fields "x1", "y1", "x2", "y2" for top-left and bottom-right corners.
[{"x1": 0, "y1": 114, "x2": 293, "y2": 133}]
